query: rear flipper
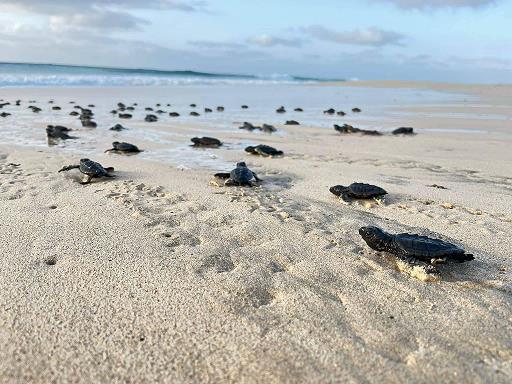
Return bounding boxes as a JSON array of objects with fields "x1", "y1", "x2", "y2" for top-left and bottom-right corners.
[
  {"x1": 58, "y1": 164, "x2": 79, "y2": 173},
  {"x1": 251, "y1": 172, "x2": 261, "y2": 182}
]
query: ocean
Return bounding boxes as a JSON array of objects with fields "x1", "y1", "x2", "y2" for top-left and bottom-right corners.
[{"x1": 0, "y1": 63, "x2": 336, "y2": 87}]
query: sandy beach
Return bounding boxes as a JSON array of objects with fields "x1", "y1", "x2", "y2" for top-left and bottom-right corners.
[{"x1": 1, "y1": 81, "x2": 511, "y2": 383}]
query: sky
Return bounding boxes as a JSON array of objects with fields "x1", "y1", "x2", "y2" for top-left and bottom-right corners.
[{"x1": 0, "y1": 0, "x2": 510, "y2": 82}]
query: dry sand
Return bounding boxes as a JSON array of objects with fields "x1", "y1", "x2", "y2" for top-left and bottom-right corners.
[{"x1": 0, "y1": 81, "x2": 511, "y2": 383}]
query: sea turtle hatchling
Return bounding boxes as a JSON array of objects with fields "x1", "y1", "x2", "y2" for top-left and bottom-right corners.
[
  {"x1": 245, "y1": 145, "x2": 283, "y2": 157},
  {"x1": 105, "y1": 141, "x2": 141, "y2": 154},
  {"x1": 359, "y1": 226, "x2": 474, "y2": 274},
  {"x1": 330, "y1": 183, "x2": 387, "y2": 202},
  {"x1": 58, "y1": 158, "x2": 115, "y2": 184},
  {"x1": 214, "y1": 162, "x2": 261, "y2": 187},
  {"x1": 191, "y1": 137, "x2": 222, "y2": 147}
]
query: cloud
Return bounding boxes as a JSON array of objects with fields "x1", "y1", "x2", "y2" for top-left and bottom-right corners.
[
  {"x1": 188, "y1": 40, "x2": 247, "y2": 50},
  {"x1": 0, "y1": 1, "x2": 208, "y2": 32},
  {"x1": 247, "y1": 34, "x2": 304, "y2": 48},
  {"x1": 372, "y1": 0, "x2": 497, "y2": 9},
  {"x1": 302, "y1": 26, "x2": 404, "y2": 47}
]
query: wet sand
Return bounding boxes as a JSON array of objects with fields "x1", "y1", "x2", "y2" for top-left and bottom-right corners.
[{"x1": 0, "y1": 81, "x2": 511, "y2": 383}]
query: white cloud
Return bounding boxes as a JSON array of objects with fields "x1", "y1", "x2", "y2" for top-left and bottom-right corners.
[
  {"x1": 247, "y1": 34, "x2": 304, "y2": 48},
  {"x1": 302, "y1": 25, "x2": 404, "y2": 47}
]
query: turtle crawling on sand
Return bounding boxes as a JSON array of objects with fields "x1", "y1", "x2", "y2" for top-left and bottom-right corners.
[
  {"x1": 58, "y1": 158, "x2": 115, "y2": 184},
  {"x1": 245, "y1": 145, "x2": 283, "y2": 157},
  {"x1": 214, "y1": 162, "x2": 261, "y2": 187},
  {"x1": 359, "y1": 226, "x2": 474, "y2": 274},
  {"x1": 330, "y1": 183, "x2": 387, "y2": 202},
  {"x1": 191, "y1": 137, "x2": 222, "y2": 147},
  {"x1": 105, "y1": 141, "x2": 141, "y2": 154}
]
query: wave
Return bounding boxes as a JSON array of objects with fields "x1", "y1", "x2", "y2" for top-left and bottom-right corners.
[{"x1": 0, "y1": 63, "x2": 343, "y2": 87}]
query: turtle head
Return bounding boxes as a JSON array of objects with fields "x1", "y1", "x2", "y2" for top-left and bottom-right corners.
[
  {"x1": 80, "y1": 158, "x2": 90, "y2": 162},
  {"x1": 359, "y1": 226, "x2": 391, "y2": 251},
  {"x1": 244, "y1": 146, "x2": 254, "y2": 153},
  {"x1": 191, "y1": 137, "x2": 199, "y2": 144},
  {"x1": 236, "y1": 162, "x2": 247, "y2": 167},
  {"x1": 329, "y1": 185, "x2": 347, "y2": 197},
  {"x1": 112, "y1": 141, "x2": 120, "y2": 145}
]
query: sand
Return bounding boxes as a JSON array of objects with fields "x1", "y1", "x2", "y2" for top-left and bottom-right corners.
[{"x1": 0, "y1": 81, "x2": 511, "y2": 383}]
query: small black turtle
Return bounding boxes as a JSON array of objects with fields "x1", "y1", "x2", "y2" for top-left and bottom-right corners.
[
  {"x1": 330, "y1": 183, "x2": 387, "y2": 202},
  {"x1": 191, "y1": 137, "x2": 222, "y2": 147},
  {"x1": 352, "y1": 107, "x2": 362, "y2": 113},
  {"x1": 285, "y1": 120, "x2": 300, "y2": 125},
  {"x1": 392, "y1": 127, "x2": 415, "y2": 135},
  {"x1": 276, "y1": 106, "x2": 286, "y2": 113},
  {"x1": 245, "y1": 145, "x2": 283, "y2": 157},
  {"x1": 241, "y1": 105, "x2": 249, "y2": 109},
  {"x1": 169, "y1": 112, "x2": 180, "y2": 117},
  {"x1": 119, "y1": 113, "x2": 132, "y2": 119},
  {"x1": 58, "y1": 158, "x2": 115, "y2": 184},
  {"x1": 105, "y1": 141, "x2": 141, "y2": 154},
  {"x1": 81, "y1": 119, "x2": 97, "y2": 128},
  {"x1": 261, "y1": 124, "x2": 277, "y2": 133},
  {"x1": 145, "y1": 107, "x2": 154, "y2": 111},
  {"x1": 145, "y1": 114, "x2": 158, "y2": 122},
  {"x1": 0, "y1": 112, "x2": 10, "y2": 118},
  {"x1": 52, "y1": 106, "x2": 61, "y2": 111},
  {"x1": 110, "y1": 124, "x2": 127, "y2": 131},
  {"x1": 117, "y1": 102, "x2": 126, "y2": 109},
  {"x1": 190, "y1": 104, "x2": 197, "y2": 108},
  {"x1": 70, "y1": 111, "x2": 80, "y2": 116},
  {"x1": 190, "y1": 111, "x2": 200, "y2": 116},
  {"x1": 217, "y1": 106, "x2": 224, "y2": 112},
  {"x1": 214, "y1": 162, "x2": 261, "y2": 187},
  {"x1": 46, "y1": 125, "x2": 75, "y2": 140},
  {"x1": 359, "y1": 226, "x2": 474, "y2": 274},
  {"x1": 204, "y1": 108, "x2": 213, "y2": 113},
  {"x1": 240, "y1": 122, "x2": 259, "y2": 131},
  {"x1": 337, "y1": 111, "x2": 346, "y2": 116},
  {"x1": 294, "y1": 108, "x2": 303, "y2": 112},
  {"x1": 323, "y1": 108, "x2": 335, "y2": 115}
]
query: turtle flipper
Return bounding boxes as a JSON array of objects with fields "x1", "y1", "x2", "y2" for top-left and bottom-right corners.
[
  {"x1": 224, "y1": 178, "x2": 236, "y2": 186},
  {"x1": 80, "y1": 175, "x2": 93, "y2": 184},
  {"x1": 252, "y1": 172, "x2": 261, "y2": 182},
  {"x1": 105, "y1": 167, "x2": 115, "y2": 173},
  {"x1": 58, "y1": 164, "x2": 79, "y2": 173},
  {"x1": 401, "y1": 255, "x2": 439, "y2": 275},
  {"x1": 449, "y1": 253, "x2": 475, "y2": 263},
  {"x1": 214, "y1": 172, "x2": 231, "y2": 179},
  {"x1": 340, "y1": 192, "x2": 353, "y2": 203}
]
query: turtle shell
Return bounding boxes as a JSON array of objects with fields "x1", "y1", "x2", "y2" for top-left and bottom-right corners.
[
  {"x1": 251, "y1": 145, "x2": 282, "y2": 156},
  {"x1": 392, "y1": 233, "x2": 465, "y2": 259},
  {"x1": 79, "y1": 159, "x2": 109, "y2": 177},
  {"x1": 347, "y1": 183, "x2": 387, "y2": 198},
  {"x1": 113, "y1": 142, "x2": 139, "y2": 152},
  {"x1": 230, "y1": 166, "x2": 254, "y2": 183}
]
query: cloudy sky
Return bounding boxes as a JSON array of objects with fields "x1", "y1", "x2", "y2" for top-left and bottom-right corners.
[{"x1": 0, "y1": 0, "x2": 510, "y2": 82}]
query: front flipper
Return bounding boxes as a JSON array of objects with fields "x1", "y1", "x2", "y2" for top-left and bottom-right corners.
[
  {"x1": 340, "y1": 193, "x2": 353, "y2": 204},
  {"x1": 214, "y1": 172, "x2": 231, "y2": 179},
  {"x1": 105, "y1": 167, "x2": 115, "y2": 173},
  {"x1": 58, "y1": 164, "x2": 79, "y2": 173},
  {"x1": 401, "y1": 255, "x2": 439, "y2": 275},
  {"x1": 80, "y1": 175, "x2": 93, "y2": 184}
]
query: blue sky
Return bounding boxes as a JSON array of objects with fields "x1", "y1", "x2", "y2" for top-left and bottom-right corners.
[{"x1": 0, "y1": 0, "x2": 510, "y2": 82}]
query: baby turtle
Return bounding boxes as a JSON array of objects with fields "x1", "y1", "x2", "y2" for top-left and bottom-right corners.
[
  {"x1": 294, "y1": 108, "x2": 303, "y2": 112},
  {"x1": 169, "y1": 112, "x2": 180, "y2": 117},
  {"x1": 330, "y1": 183, "x2": 387, "y2": 202},
  {"x1": 204, "y1": 108, "x2": 213, "y2": 113},
  {"x1": 0, "y1": 112, "x2": 11, "y2": 118},
  {"x1": 145, "y1": 114, "x2": 158, "y2": 122},
  {"x1": 118, "y1": 113, "x2": 132, "y2": 119},
  {"x1": 191, "y1": 137, "x2": 222, "y2": 147},
  {"x1": 245, "y1": 145, "x2": 283, "y2": 157},
  {"x1": 190, "y1": 111, "x2": 200, "y2": 116},
  {"x1": 352, "y1": 107, "x2": 362, "y2": 113},
  {"x1": 285, "y1": 120, "x2": 300, "y2": 125},
  {"x1": 323, "y1": 108, "x2": 335, "y2": 115},
  {"x1": 105, "y1": 141, "x2": 141, "y2": 154},
  {"x1": 241, "y1": 105, "x2": 249, "y2": 109},
  {"x1": 58, "y1": 158, "x2": 115, "y2": 184},
  {"x1": 217, "y1": 106, "x2": 224, "y2": 112},
  {"x1": 46, "y1": 125, "x2": 76, "y2": 140},
  {"x1": 392, "y1": 127, "x2": 415, "y2": 135},
  {"x1": 214, "y1": 162, "x2": 261, "y2": 187},
  {"x1": 261, "y1": 124, "x2": 277, "y2": 133},
  {"x1": 110, "y1": 124, "x2": 127, "y2": 131},
  {"x1": 276, "y1": 106, "x2": 286, "y2": 113},
  {"x1": 359, "y1": 226, "x2": 474, "y2": 274}
]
